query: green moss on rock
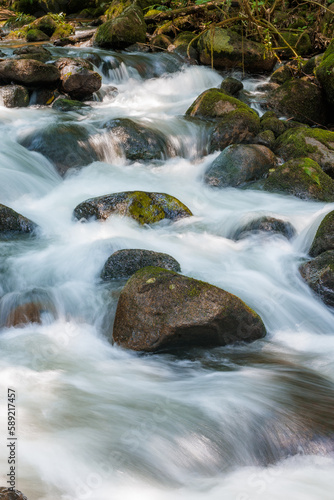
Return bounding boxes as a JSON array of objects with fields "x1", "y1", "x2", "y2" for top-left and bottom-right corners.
[
  {"x1": 186, "y1": 88, "x2": 253, "y2": 119},
  {"x1": 309, "y1": 211, "x2": 334, "y2": 257},
  {"x1": 209, "y1": 108, "x2": 261, "y2": 152},
  {"x1": 316, "y1": 53, "x2": 334, "y2": 107},
  {"x1": 26, "y1": 29, "x2": 49, "y2": 42},
  {"x1": 51, "y1": 23, "x2": 75, "y2": 40}
]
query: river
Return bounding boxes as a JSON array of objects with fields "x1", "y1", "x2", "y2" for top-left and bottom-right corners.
[{"x1": 0, "y1": 43, "x2": 334, "y2": 500}]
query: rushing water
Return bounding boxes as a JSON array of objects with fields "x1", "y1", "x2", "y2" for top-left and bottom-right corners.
[{"x1": 0, "y1": 43, "x2": 334, "y2": 500}]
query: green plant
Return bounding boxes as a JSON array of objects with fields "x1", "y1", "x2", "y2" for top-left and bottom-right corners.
[{"x1": 49, "y1": 12, "x2": 66, "y2": 24}]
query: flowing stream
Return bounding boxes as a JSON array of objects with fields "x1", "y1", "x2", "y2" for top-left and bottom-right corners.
[{"x1": 0, "y1": 44, "x2": 334, "y2": 500}]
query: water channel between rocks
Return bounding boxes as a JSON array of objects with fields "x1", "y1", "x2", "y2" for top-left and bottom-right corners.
[{"x1": 0, "y1": 43, "x2": 334, "y2": 500}]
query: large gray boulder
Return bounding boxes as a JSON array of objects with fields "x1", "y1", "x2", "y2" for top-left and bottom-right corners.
[
  {"x1": 112, "y1": 267, "x2": 266, "y2": 352},
  {"x1": 73, "y1": 191, "x2": 192, "y2": 225},
  {"x1": 101, "y1": 249, "x2": 181, "y2": 280}
]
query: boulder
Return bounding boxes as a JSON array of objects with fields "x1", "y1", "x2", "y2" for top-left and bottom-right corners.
[
  {"x1": 101, "y1": 249, "x2": 181, "y2": 280},
  {"x1": 299, "y1": 251, "x2": 334, "y2": 307},
  {"x1": 0, "y1": 204, "x2": 37, "y2": 234},
  {"x1": 103, "y1": 118, "x2": 171, "y2": 161},
  {"x1": 0, "y1": 488, "x2": 28, "y2": 500},
  {"x1": 51, "y1": 24, "x2": 75, "y2": 41},
  {"x1": 105, "y1": 0, "x2": 131, "y2": 20},
  {"x1": 262, "y1": 158, "x2": 334, "y2": 202},
  {"x1": 52, "y1": 98, "x2": 91, "y2": 112},
  {"x1": 269, "y1": 64, "x2": 293, "y2": 85},
  {"x1": 19, "y1": 123, "x2": 99, "y2": 176},
  {"x1": 205, "y1": 144, "x2": 277, "y2": 188},
  {"x1": 220, "y1": 77, "x2": 243, "y2": 96},
  {"x1": 29, "y1": 88, "x2": 60, "y2": 106},
  {"x1": 276, "y1": 30, "x2": 312, "y2": 57},
  {"x1": 112, "y1": 267, "x2": 266, "y2": 352},
  {"x1": 94, "y1": 4, "x2": 147, "y2": 49},
  {"x1": 29, "y1": 14, "x2": 57, "y2": 36},
  {"x1": 54, "y1": 58, "x2": 102, "y2": 100},
  {"x1": 73, "y1": 191, "x2": 192, "y2": 224},
  {"x1": 233, "y1": 216, "x2": 296, "y2": 240},
  {"x1": 316, "y1": 53, "x2": 334, "y2": 107},
  {"x1": 303, "y1": 54, "x2": 323, "y2": 75},
  {"x1": 26, "y1": 29, "x2": 50, "y2": 42},
  {"x1": 274, "y1": 127, "x2": 334, "y2": 178},
  {"x1": 0, "y1": 85, "x2": 29, "y2": 108},
  {"x1": 309, "y1": 211, "x2": 334, "y2": 257},
  {"x1": 13, "y1": 45, "x2": 52, "y2": 63},
  {"x1": 266, "y1": 79, "x2": 328, "y2": 126},
  {"x1": 197, "y1": 28, "x2": 276, "y2": 73},
  {"x1": 260, "y1": 111, "x2": 286, "y2": 138},
  {"x1": 186, "y1": 88, "x2": 254, "y2": 119},
  {"x1": 209, "y1": 109, "x2": 261, "y2": 153},
  {"x1": 0, "y1": 59, "x2": 60, "y2": 88},
  {"x1": 253, "y1": 130, "x2": 276, "y2": 149}
]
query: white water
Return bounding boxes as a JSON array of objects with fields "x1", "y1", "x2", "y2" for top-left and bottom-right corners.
[{"x1": 0, "y1": 47, "x2": 334, "y2": 500}]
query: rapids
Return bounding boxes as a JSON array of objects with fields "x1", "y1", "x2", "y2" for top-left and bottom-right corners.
[{"x1": 0, "y1": 44, "x2": 333, "y2": 500}]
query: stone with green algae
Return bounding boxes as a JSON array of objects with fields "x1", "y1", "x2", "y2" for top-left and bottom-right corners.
[{"x1": 309, "y1": 211, "x2": 334, "y2": 257}]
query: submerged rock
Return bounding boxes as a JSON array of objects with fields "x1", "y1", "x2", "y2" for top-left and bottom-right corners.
[
  {"x1": 300, "y1": 251, "x2": 334, "y2": 307},
  {"x1": 0, "y1": 59, "x2": 60, "y2": 87},
  {"x1": 262, "y1": 158, "x2": 334, "y2": 202},
  {"x1": 309, "y1": 211, "x2": 334, "y2": 257},
  {"x1": 209, "y1": 109, "x2": 260, "y2": 152},
  {"x1": 101, "y1": 249, "x2": 181, "y2": 280},
  {"x1": 0, "y1": 488, "x2": 28, "y2": 500},
  {"x1": 197, "y1": 28, "x2": 275, "y2": 73},
  {"x1": 94, "y1": 4, "x2": 146, "y2": 49},
  {"x1": 19, "y1": 123, "x2": 99, "y2": 176},
  {"x1": 6, "y1": 302, "x2": 43, "y2": 327},
  {"x1": 54, "y1": 58, "x2": 102, "y2": 100},
  {"x1": 274, "y1": 127, "x2": 334, "y2": 178},
  {"x1": 205, "y1": 144, "x2": 277, "y2": 188},
  {"x1": 0, "y1": 85, "x2": 29, "y2": 108},
  {"x1": 103, "y1": 118, "x2": 171, "y2": 161},
  {"x1": 52, "y1": 98, "x2": 91, "y2": 112},
  {"x1": 73, "y1": 191, "x2": 192, "y2": 224},
  {"x1": 266, "y1": 79, "x2": 328, "y2": 126},
  {"x1": 0, "y1": 204, "x2": 37, "y2": 234},
  {"x1": 233, "y1": 216, "x2": 296, "y2": 240},
  {"x1": 112, "y1": 267, "x2": 266, "y2": 352}
]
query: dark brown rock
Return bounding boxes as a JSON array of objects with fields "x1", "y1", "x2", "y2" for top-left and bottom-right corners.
[
  {"x1": 54, "y1": 58, "x2": 102, "y2": 100},
  {"x1": 300, "y1": 251, "x2": 334, "y2": 307},
  {"x1": 112, "y1": 267, "x2": 266, "y2": 352},
  {"x1": 0, "y1": 204, "x2": 37, "y2": 234},
  {"x1": 309, "y1": 211, "x2": 334, "y2": 257},
  {"x1": 233, "y1": 216, "x2": 296, "y2": 240},
  {"x1": 101, "y1": 249, "x2": 181, "y2": 280},
  {"x1": 0, "y1": 488, "x2": 28, "y2": 500}
]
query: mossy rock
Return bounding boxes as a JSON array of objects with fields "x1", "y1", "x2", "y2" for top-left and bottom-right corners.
[
  {"x1": 303, "y1": 54, "x2": 323, "y2": 75},
  {"x1": 299, "y1": 250, "x2": 334, "y2": 307},
  {"x1": 30, "y1": 14, "x2": 57, "y2": 36},
  {"x1": 73, "y1": 191, "x2": 193, "y2": 225},
  {"x1": 101, "y1": 249, "x2": 181, "y2": 280},
  {"x1": 270, "y1": 65, "x2": 293, "y2": 85},
  {"x1": 197, "y1": 27, "x2": 276, "y2": 73},
  {"x1": 309, "y1": 211, "x2": 334, "y2": 257},
  {"x1": 186, "y1": 88, "x2": 253, "y2": 119},
  {"x1": 26, "y1": 28, "x2": 50, "y2": 42},
  {"x1": 105, "y1": 0, "x2": 132, "y2": 19},
  {"x1": 266, "y1": 79, "x2": 328, "y2": 126},
  {"x1": 260, "y1": 111, "x2": 286, "y2": 138},
  {"x1": 262, "y1": 157, "x2": 334, "y2": 202},
  {"x1": 276, "y1": 30, "x2": 312, "y2": 57},
  {"x1": 253, "y1": 129, "x2": 276, "y2": 149},
  {"x1": 220, "y1": 77, "x2": 243, "y2": 96},
  {"x1": 274, "y1": 127, "x2": 334, "y2": 177},
  {"x1": 0, "y1": 204, "x2": 37, "y2": 235},
  {"x1": 94, "y1": 4, "x2": 147, "y2": 49},
  {"x1": 51, "y1": 23, "x2": 75, "y2": 40},
  {"x1": 112, "y1": 267, "x2": 266, "y2": 352},
  {"x1": 316, "y1": 53, "x2": 334, "y2": 107},
  {"x1": 209, "y1": 108, "x2": 261, "y2": 153},
  {"x1": 205, "y1": 144, "x2": 277, "y2": 188},
  {"x1": 173, "y1": 32, "x2": 197, "y2": 47}
]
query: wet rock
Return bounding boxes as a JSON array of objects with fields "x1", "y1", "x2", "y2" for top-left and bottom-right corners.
[
  {"x1": 103, "y1": 118, "x2": 171, "y2": 161},
  {"x1": 54, "y1": 57, "x2": 102, "y2": 100},
  {"x1": 5, "y1": 302, "x2": 43, "y2": 327},
  {"x1": 197, "y1": 28, "x2": 275, "y2": 73},
  {"x1": 299, "y1": 251, "x2": 334, "y2": 307},
  {"x1": 260, "y1": 111, "x2": 286, "y2": 138},
  {"x1": 274, "y1": 127, "x2": 334, "y2": 178},
  {"x1": 205, "y1": 144, "x2": 277, "y2": 188},
  {"x1": 0, "y1": 488, "x2": 28, "y2": 500},
  {"x1": 112, "y1": 267, "x2": 266, "y2": 352},
  {"x1": 309, "y1": 211, "x2": 334, "y2": 257},
  {"x1": 101, "y1": 249, "x2": 181, "y2": 280},
  {"x1": 0, "y1": 59, "x2": 60, "y2": 88},
  {"x1": 12, "y1": 45, "x2": 52, "y2": 63},
  {"x1": 277, "y1": 30, "x2": 312, "y2": 57},
  {"x1": 73, "y1": 191, "x2": 192, "y2": 225},
  {"x1": 209, "y1": 109, "x2": 261, "y2": 153},
  {"x1": 0, "y1": 85, "x2": 29, "y2": 108},
  {"x1": 262, "y1": 158, "x2": 334, "y2": 202},
  {"x1": 0, "y1": 204, "x2": 37, "y2": 234},
  {"x1": 253, "y1": 130, "x2": 276, "y2": 149},
  {"x1": 266, "y1": 79, "x2": 328, "y2": 126},
  {"x1": 29, "y1": 88, "x2": 60, "y2": 106},
  {"x1": 220, "y1": 77, "x2": 243, "y2": 96},
  {"x1": 52, "y1": 98, "x2": 91, "y2": 112},
  {"x1": 94, "y1": 4, "x2": 147, "y2": 49},
  {"x1": 186, "y1": 88, "x2": 254, "y2": 119},
  {"x1": 233, "y1": 216, "x2": 296, "y2": 240},
  {"x1": 26, "y1": 28, "x2": 50, "y2": 42},
  {"x1": 19, "y1": 123, "x2": 99, "y2": 176},
  {"x1": 303, "y1": 54, "x2": 323, "y2": 75},
  {"x1": 151, "y1": 34, "x2": 172, "y2": 50}
]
